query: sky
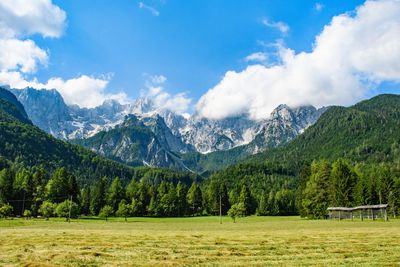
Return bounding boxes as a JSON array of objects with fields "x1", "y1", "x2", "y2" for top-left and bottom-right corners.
[{"x1": 0, "y1": 0, "x2": 399, "y2": 119}]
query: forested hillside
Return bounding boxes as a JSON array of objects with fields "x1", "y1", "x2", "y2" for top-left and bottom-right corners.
[
  {"x1": 255, "y1": 94, "x2": 400, "y2": 164},
  {"x1": 0, "y1": 87, "x2": 197, "y2": 186},
  {"x1": 1, "y1": 89, "x2": 400, "y2": 220},
  {"x1": 208, "y1": 94, "x2": 400, "y2": 218}
]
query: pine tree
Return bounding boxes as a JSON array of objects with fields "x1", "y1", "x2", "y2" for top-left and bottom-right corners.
[
  {"x1": 330, "y1": 159, "x2": 356, "y2": 207},
  {"x1": 176, "y1": 182, "x2": 187, "y2": 216},
  {"x1": 46, "y1": 167, "x2": 69, "y2": 203},
  {"x1": 80, "y1": 187, "x2": 91, "y2": 215},
  {"x1": 187, "y1": 182, "x2": 203, "y2": 216},
  {"x1": 67, "y1": 175, "x2": 80, "y2": 203},
  {"x1": 106, "y1": 177, "x2": 124, "y2": 213},
  {"x1": 257, "y1": 193, "x2": 267, "y2": 216},
  {"x1": 90, "y1": 176, "x2": 107, "y2": 215},
  {"x1": 31, "y1": 167, "x2": 47, "y2": 216},
  {"x1": 302, "y1": 160, "x2": 331, "y2": 219},
  {"x1": 0, "y1": 168, "x2": 13, "y2": 204},
  {"x1": 13, "y1": 168, "x2": 33, "y2": 215},
  {"x1": 239, "y1": 184, "x2": 253, "y2": 216}
]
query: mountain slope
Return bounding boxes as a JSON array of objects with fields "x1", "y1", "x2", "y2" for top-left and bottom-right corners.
[
  {"x1": 10, "y1": 87, "x2": 325, "y2": 156},
  {"x1": 75, "y1": 114, "x2": 192, "y2": 170},
  {"x1": 181, "y1": 105, "x2": 326, "y2": 173},
  {"x1": 0, "y1": 87, "x2": 136, "y2": 184},
  {"x1": 251, "y1": 94, "x2": 400, "y2": 165}
]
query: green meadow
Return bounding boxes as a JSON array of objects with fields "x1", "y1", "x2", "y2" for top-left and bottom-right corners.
[{"x1": 1, "y1": 216, "x2": 400, "y2": 266}]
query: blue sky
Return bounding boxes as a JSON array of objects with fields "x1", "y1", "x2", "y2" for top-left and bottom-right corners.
[
  {"x1": 0, "y1": 0, "x2": 399, "y2": 118},
  {"x1": 33, "y1": 0, "x2": 365, "y2": 99}
]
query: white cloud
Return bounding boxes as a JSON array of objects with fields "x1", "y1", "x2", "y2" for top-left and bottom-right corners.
[
  {"x1": 0, "y1": 1, "x2": 127, "y2": 109},
  {"x1": 197, "y1": 0, "x2": 400, "y2": 120},
  {"x1": 141, "y1": 75, "x2": 191, "y2": 114},
  {"x1": 0, "y1": 39, "x2": 48, "y2": 73},
  {"x1": 0, "y1": 0, "x2": 65, "y2": 75},
  {"x1": 244, "y1": 52, "x2": 268, "y2": 64},
  {"x1": 262, "y1": 18, "x2": 289, "y2": 34},
  {"x1": 0, "y1": 0, "x2": 66, "y2": 38},
  {"x1": 314, "y1": 3, "x2": 324, "y2": 11},
  {"x1": 0, "y1": 72, "x2": 128, "y2": 108},
  {"x1": 139, "y1": 2, "x2": 160, "y2": 16}
]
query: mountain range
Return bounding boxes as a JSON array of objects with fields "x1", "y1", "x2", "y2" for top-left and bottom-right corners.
[
  {"x1": 9, "y1": 87, "x2": 326, "y2": 171},
  {"x1": 2, "y1": 85, "x2": 400, "y2": 183}
]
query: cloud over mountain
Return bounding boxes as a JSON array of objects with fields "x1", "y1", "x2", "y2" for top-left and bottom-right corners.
[
  {"x1": 0, "y1": 0, "x2": 126, "y2": 108},
  {"x1": 196, "y1": 0, "x2": 400, "y2": 120}
]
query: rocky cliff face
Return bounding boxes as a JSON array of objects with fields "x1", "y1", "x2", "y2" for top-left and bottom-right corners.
[
  {"x1": 10, "y1": 87, "x2": 326, "y2": 169},
  {"x1": 247, "y1": 104, "x2": 327, "y2": 153}
]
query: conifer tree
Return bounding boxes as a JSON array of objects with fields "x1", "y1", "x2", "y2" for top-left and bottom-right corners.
[{"x1": 187, "y1": 182, "x2": 203, "y2": 216}]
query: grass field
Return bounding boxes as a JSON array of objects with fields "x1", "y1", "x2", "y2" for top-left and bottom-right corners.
[{"x1": 1, "y1": 216, "x2": 400, "y2": 266}]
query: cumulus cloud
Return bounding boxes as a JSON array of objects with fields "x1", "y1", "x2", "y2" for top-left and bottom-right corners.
[
  {"x1": 0, "y1": 0, "x2": 66, "y2": 38},
  {"x1": 0, "y1": 71, "x2": 127, "y2": 108},
  {"x1": 0, "y1": 0, "x2": 126, "y2": 108},
  {"x1": 262, "y1": 18, "x2": 289, "y2": 34},
  {"x1": 141, "y1": 75, "x2": 191, "y2": 114},
  {"x1": 0, "y1": 39, "x2": 48, "y2": 73},
  {"x1": 196, "y1": 0, "x2": 400, "y2": 120},
  {"x1": 244, "y1": 52, "x2": 268, "y2": 64}
]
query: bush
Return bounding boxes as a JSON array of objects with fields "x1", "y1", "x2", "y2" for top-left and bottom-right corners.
[
  {"x1": 0, "y1": 203, "x2": 13, "y2": 218},
  {"x1": 228, "y1": 203, "x2": 246, "y2": 223},
  {"x1": 23, "y1": 209, "x2": 32, "y2": 218},
  {"x1": 99, "y1": 205, "x2": 113, "y2": 221},
  {"x1": 55, "y1": 200, "x2": 79, "y2": 221},
  {"x1": 39, "y1": 201, "x2": 56, "y2": 220},
  {"x1": 116, "y1": 200, "x2": 131, "y2": 221}
]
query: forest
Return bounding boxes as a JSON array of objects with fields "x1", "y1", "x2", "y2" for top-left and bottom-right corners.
[{"x1": 2, "y1": 156, "x2": 399, "y2": 220}]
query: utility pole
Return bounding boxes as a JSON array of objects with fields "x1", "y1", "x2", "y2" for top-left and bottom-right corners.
[
  {"x1": 68, "y1": 195, "x2": 73, "y2": 223},
  {"x1": 219, "y1": 194, "x2": 222, "y2": 224},
  {"x1": 21, "y1": 191, "x2": 26, "y2": 216}
]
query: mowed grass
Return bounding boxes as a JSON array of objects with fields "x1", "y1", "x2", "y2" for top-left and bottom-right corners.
[{"x1": 1, "y1": 216, "x2": 400, "y2": 266}]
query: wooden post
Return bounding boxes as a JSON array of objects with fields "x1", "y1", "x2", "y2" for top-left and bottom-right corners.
[
  {"x1": 68, "y1": 195, "x2": 72, "y2": 223},
  {"x1": 384, "y1": 208, "x2": 388, "y2": 221},
  {"x1": 339, "y1": 210, "x2": 341, "y2": 221},
  {"x1": 360, "y1": 209, "x2": 363, "y2": 221},
  {"x1": 351, "y1": 211, "x2": 353, "y2": 221},
  {"x1": 372, "y1": 209, "x2": 375, "y2": 221},
  {"x1": 219, "y1": 194, "x2": 222, "y2": 225}
]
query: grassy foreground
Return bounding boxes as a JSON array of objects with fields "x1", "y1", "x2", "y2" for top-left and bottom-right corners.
[{"x1": 0, "y1": 216, "x2": 400, "y2": 266}]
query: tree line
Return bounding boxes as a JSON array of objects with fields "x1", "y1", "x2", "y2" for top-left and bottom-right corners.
[
  {"x1": 1, "y1": 158, "x2": 399, "y2": 220},
  {"x1": 0, "y1": 164, "x2": 292, "y2": 220},
  {"x1": 300, "y1": 159, "x2": 400, "y2": 218}
]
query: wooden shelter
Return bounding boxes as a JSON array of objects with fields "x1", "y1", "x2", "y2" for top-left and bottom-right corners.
[{"x1": 328, "y1": 204, "x2": 388, "y2": 221}]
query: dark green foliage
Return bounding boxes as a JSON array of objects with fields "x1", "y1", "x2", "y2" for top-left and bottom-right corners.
[
  {"x1": 301, "y1": 159, "x2": 400, "y2": 218},
  {"x1": 0, "y1": 168, "x2": 14, "y2": 203},
  {"x1": 90, "y1": 177, "x2": 107, "y2": 215},
  {"x1": 0, "y1": 87, "x2": 136, "y2": 185},
  {"x1": 330, "y1": 159, "x2": 357, "y2": 206},
  {"x1": 254, "y1": 94, "x2": 400, "y2": 165},
  {"x1": 239, "y1": 184, "x2": 255, "y2": 216},
  {"x1": 301, "y1": 161, "x2": 331, "y2": 219},
  {"x1": 187, "y1": 183, "x2": 203, "y2": 216},
  {"x1": 106, "y1": 177, "x2": 125, "y2": 212},
  {"x1": 55, "y1": 200, "x2": 79, "y2": 220},
  {"x1": 80, "y1": 187, "x2": 91, "y2": 216},
  {"x1": 0, "y1": 203, "x2": 13, "y2": 218}
]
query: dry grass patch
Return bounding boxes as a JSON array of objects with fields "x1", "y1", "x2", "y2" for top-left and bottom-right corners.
[{"x1": 0, "y1": 217, "x2": 400, "y2": 266}]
